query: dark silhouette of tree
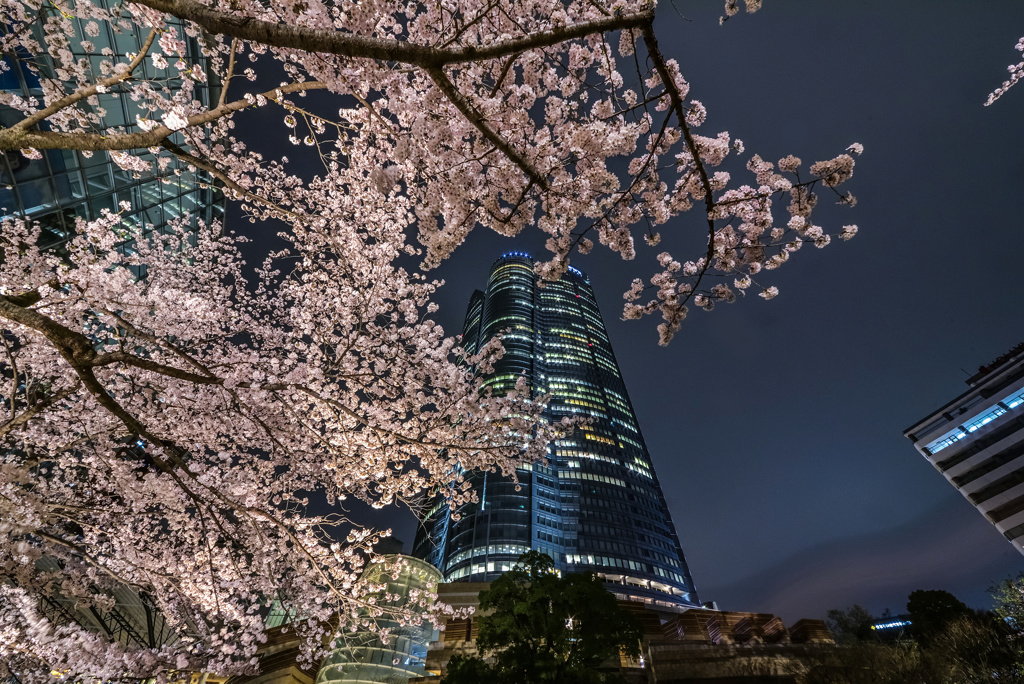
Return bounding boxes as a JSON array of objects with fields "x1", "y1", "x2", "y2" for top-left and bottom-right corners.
[
  {"x1": 826, "y1": 605, "x2": 877, "y2": 644},
  {"x1": 905, "y1": 589, "x2": 971, "y2": 645},
  {"x1": 442, "y1": 551, "x2": 642, "y2": 684},
  {"x1": 821, "y1": 586, "x2": 1024, "y2": 683}
]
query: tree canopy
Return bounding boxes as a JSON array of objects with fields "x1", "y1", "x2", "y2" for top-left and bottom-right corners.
[
  {"x1": 905, "y1": 589, "x2": 972, "y2": 644},
  {"x1": 0, "y1": 0, "x2": 865, "y2": 679},
  {"x1": 825, "y1": 604, "x2": 876, "y2": 645},
  {"x1": 442, "y1": 552, "x2": 642, "y2": 684},
  {"x1": 821, "y1": 583, "x2": 1024, "y2": 684}
]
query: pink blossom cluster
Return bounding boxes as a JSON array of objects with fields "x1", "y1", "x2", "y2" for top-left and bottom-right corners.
[
  {"x1": 0, "y1": 180, "x2": 560, "y2": 678},
  {"x1": 986, "y1": 36, "x2": 1024, "y2": 105},
  {"x1": 0, "y1": 0, "x2": 867, "y2": 674}
]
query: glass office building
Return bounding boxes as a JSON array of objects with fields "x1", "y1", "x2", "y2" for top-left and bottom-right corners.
[
  {"x1": 414, "y1": 253, "x2": 700, "y2": 611},
  {"x1": 0, "y1": 6, "x2": 223, "y2": 251}
]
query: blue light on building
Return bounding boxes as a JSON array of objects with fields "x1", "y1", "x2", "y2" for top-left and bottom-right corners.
[{"x1": 870, "y1": 619, "x2": 911, "y2": 631}]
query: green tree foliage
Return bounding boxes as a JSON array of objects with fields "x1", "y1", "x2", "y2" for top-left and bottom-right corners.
[
  {"x1": 825, "y1": 605, "x2": 876, "y2": 644},
  {"x1": 992, "y1": 575, "x2": 1024, "y2": 677},
  {"x1": 930, "y1": 611, "x2": 1020, "y2": 683},
  {"x1": 993, "y1": 574, "x2": 1024, "y2": 630},
  {"x1": 819, "y1": 585, "x2": 1024, "y2": 684},
  {"x1": 441, "y1": 551, "x2": 642, "y2": 684},
  {"x1": 905, "y1": 589, "x2": 971, "y2": 644}
]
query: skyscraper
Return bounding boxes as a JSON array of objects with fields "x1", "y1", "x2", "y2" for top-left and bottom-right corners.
[
  {"x1": 905, "y1": 342, "x2": 1024, "y2": 555},
  {"x1": 414, "y1": 252, "x2": 700, "y2": 611}
]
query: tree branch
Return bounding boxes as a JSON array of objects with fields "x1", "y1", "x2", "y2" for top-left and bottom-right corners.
[
  {"x1": 129, "y1": 0, "x2": 653, "y2": 67},
  {"x1": 218, "y1": 37, "x2": 239, "y2": 109},
  {"x1": 0, "y1": 380, "x2": 81, "y2": 440},
  {"x1": 97, "y1": 307, "x2": 216, "y2": 378},
  {"x1": 0, "y1": 81, "x2": 326, "y2": 151},
  {"x1": 12, "y1": 29, "x2": 158, "y2": 134},
  {"x1": 427, "y1": 66, "x2": 549, "y2": 191},
  {"x1": 489, "y1": 52, "x2": 522, "y2": 97},
  {"x1": 160, "y1": 140, "x2": 302, "y2": 221},
  {"x1": 641, "y1": 26, "x2": 715, "y2": 224}
]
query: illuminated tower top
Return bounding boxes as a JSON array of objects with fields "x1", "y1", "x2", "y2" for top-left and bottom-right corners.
[{"x1": 414, "y1": 253, "x2": 700, "y2": 611}]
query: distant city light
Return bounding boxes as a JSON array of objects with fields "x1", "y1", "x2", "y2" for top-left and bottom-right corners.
[{"x1": 870, "y1": 620, "x2": 911, "y2": 630}]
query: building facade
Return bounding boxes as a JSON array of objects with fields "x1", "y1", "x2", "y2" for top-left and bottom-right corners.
[
  {"x1": 904, "y1": 342, "x2": 1024, "y2": 554},
  {"x1": 1, "y1": 5, "x2": 223, "y2": 251},
  {"x1": 413, "y1": 252, "x2": 700, "y2": 611}
]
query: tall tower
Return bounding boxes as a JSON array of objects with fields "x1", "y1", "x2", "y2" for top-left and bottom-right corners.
[{"x1": 414, "y1": 253, "x2": 700, "y2": 611}]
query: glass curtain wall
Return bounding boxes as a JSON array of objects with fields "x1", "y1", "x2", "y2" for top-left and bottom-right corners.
[
  {"x1": 0, "y1": 3, "x2": 224, "y2": 252},
  {"x1": 315, "y1": 556, "x2": 442, "y2": 684},
  {"x1": 414, "y1": 253, "x2": 701, "y2": 612}
]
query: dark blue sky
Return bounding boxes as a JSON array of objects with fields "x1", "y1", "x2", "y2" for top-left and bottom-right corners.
[
  {"x1": 235, "y1": 0, "x2": 1024, "y2": 622},
  {"x1": 431, "y1": 0, "x2": 1024, "y2": 621}
]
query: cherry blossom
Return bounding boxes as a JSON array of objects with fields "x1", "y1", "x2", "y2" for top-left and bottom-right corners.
[
  {"x1": 0, "y1": 0, "x2": 867, "y2": 676},
  {"x1": 986, "y1": 36, "x2": 1024, "y2": 105},
  {"x1": 0, "y1": 197, "x2": 557, "y2": 680}
]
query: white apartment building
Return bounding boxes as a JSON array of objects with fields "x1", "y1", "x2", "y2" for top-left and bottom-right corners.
[{"x1": 905, "y1": 343, "x2": 1024, "y2": 554}]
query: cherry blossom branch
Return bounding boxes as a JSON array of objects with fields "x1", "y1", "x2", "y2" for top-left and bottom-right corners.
[
  {"x1": 129, "y1": 0, "x2": 654, "y2": 67},
  {"x1": 11, "y1": 29, "x2": 158, "y2": 134},
  {"x1": 218, "y1": 38, "x2": 240, "y2": 109},
  {"x1": 0, "y1": 296, "x2": 190, "y2": 459},
  {"x1": 160, "y1": 140, "x2": 302, "y2": 221},
  {"x1": 641, "y1": 25, "x2": 715, "y2": 225},
  {"x1": 91, "y1": 351, "x2": 221, "y2": 385},
  {"x1": 0, "y1": 380, "x2": 81, "y2": 440},
  {"x1": 0, "y1": 292, "x2": 230, "y2": 395},
  {"x1": 1, "y1": 333, "x2": 19, "y2": 420},
  {"x1": 32, "y1": 530, "x2": 139, "y2": 589},
  {"x1": 427, "y1": 66, "x2": 550, "y2": 190},
  {"x1": 493, "y1": 179, "x2": 536, "y2": 225},
  {"x1": 352, "y1": 91, "x2": 395, "y2": 133},
  {"x1": 567, "y1": 103, "x2": 674, "y2": 253},
  {"x1": 2, "y1": 280, "x2": 59, "y2": 308},
  {"x1": 438, "y1": 0, "x2": 505, "y2": 49},
  {"x1": 986, "y1": 36, "x2": 1024, "y2": 105},
  {"x1": 1, "y1": 295, "x2": 492, "y2": 469},
  {"x1": 639, "y1": 25, "x2": 722, "y2": 315},
  {"x1": 97, "y1": 307, "x2": 217, "y2": 378},
  {"x1": 6, "y1": 354, "x2": 356, "y2": 611},
  {"x1": 488, "y1": 52, "x2": 522, "y2": 96},
  {"x1": 286, "y1": 384, "x2": 496, "y2": 453},
  {"x1": 0, "y1": 81, "x2": 327, "y2": 150},
  {"x1": 0, "y1": 295, "x2": 99, "y2": 366}
]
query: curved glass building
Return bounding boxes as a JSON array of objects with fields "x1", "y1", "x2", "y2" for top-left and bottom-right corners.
[
  {"x1": 314, "y1": 555, "x2": 442, "y2": 684},
  {"x1": 414, "y1": 253, "x2": 700, "y2": 612}
]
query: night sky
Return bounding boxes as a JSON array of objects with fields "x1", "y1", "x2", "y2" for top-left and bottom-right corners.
[{"x1": 233, "y1": 0, "x2": 1024, "y2": 623}]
